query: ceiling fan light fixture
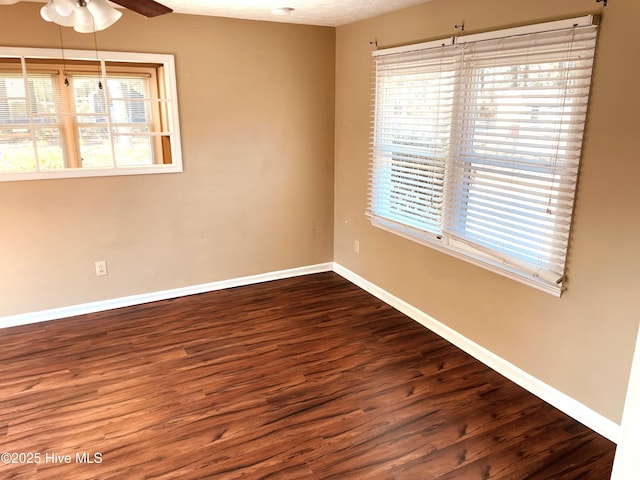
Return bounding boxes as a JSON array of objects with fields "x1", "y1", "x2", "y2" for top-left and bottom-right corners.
[
  {"x1": 87, "y1": 0, "x2": 122, "y2": 31},
  {"x1": 40, "y1": 3, "x2": 53, "y2": 21},
  {"x1": 72, "y1": 3, "x2": 96, "y2": 33},
  {"x1": 53, "y1": 0, "x2": 75, "y2": 17},
  {"x1": 37, "y1": 0, "x2": 123, "y2": 33},
  {"x1": 41, "y1": 1, "x2": 77, "y2": 27}
]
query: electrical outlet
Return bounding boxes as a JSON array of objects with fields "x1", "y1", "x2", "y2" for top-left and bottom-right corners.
[
  {"x1": 95, "y1": 260, "x2": 108, "y2": 277},
  {"x1": 354, "y1": 240, "x2": 360, "y2": 253}
]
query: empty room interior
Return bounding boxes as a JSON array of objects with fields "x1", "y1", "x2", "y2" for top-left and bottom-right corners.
[{"x1": 1, "y1": 0, "x2": 639, "y2": 478}]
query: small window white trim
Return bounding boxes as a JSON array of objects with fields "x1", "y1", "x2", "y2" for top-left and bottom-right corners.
[{"x1": 0, "y1": 46, "x2": 183, "y2": 181}]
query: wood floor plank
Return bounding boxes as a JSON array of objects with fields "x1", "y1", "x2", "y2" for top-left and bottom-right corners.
[{"x1": 0, "y1": 272, "x2": 614, "y2": 479}]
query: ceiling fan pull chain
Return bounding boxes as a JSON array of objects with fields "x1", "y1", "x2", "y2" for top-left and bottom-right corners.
[
  {"x1": 57, "y1": 25, "x2": 70, "y2": 87},
  {"x1": 91, "y1": 22, "x2": 103, "y2": 90}
]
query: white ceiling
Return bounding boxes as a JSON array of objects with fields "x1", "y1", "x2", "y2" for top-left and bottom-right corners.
[
  {"x1": 14, "y1": 0, "x2": 432, "y2": 27},
  {"x1": 156, "y1": 0, "x2": 431, "y2": 27}
]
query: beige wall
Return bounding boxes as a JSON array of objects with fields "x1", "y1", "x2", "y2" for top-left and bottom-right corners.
[
  {"x1": 334, "y1": 0, "x2": 640, "y2": 423},
  {"x1": 0, "y1": 4, "x2": 335, "y2": 315}
]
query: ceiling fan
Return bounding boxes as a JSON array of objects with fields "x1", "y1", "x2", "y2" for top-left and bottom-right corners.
[
  {"x1": 0, "y1": 0, "x2": 173, "y2": 32},
  {"x1": 97, "y1": 0, "x2": 172, "y2": 18}
]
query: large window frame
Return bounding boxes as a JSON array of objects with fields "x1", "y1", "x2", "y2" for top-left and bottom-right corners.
[
  {"x1": 0, "y1": 47, "x2": 182, "y2": 181},
  {"x1": 369, "y1": 16, "x2": 599, "y2": 296}
]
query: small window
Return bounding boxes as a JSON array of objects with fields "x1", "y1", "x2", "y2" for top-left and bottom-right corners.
[
  {"x1": 369, "y1": 17, "x2": 599, "y2": 296},
  {"x1": 0, "y1": 47, "x2": 182, "y2": 181}
]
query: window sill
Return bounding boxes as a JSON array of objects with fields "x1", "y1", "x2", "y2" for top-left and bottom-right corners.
[
  {"x1": 370, "y1": 217, "x2": 563, "y2": 297},
  {"x1": 0, "y1": 163, "x2": 183, "y2": 182}
]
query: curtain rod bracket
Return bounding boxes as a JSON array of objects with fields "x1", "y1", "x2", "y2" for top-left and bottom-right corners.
[
  {"x1": 370, "y1": 38, "x2": 378, "y2": 48},
  {"x1": 454, "y1": 22, "x2": 465, "y2": 32},
  {"x1": 596, "y1": 0, "x2": 607, "y2": 6}
]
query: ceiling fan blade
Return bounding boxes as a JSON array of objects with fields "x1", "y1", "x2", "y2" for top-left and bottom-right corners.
[{"x1": 110, "y1": 0, "x2": 173, "y2": 17}]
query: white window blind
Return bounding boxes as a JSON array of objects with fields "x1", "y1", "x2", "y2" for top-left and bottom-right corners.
[
  {"x1": 371, "y1": 39, "x2": 458, "y2": 238},
  {"x1": 369, "y1": 17, "x2": 599, "y2": 296},
  {"x1": 0, "y1": 67, "x2": 65, "y2": 172}
]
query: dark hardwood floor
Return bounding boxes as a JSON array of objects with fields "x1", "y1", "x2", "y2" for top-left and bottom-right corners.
[{"x1": 0, "y1": 272, "x2": 615, "y2": 479}]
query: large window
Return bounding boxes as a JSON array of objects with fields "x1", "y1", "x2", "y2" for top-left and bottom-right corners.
[
  {"x1": 0, "y1": 47, "x2": 182, "y2": 181},
  {"x1": 369, "y1": 17, "x2": 599, "y2": 296}
]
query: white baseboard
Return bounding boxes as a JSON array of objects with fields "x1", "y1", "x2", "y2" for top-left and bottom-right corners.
[
  {"x1": 0, "y1": 262, "x2": 334, "y2": 330},
  {"x1": 333, "y1": 262, "x2": 621, "y2": 444}
]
